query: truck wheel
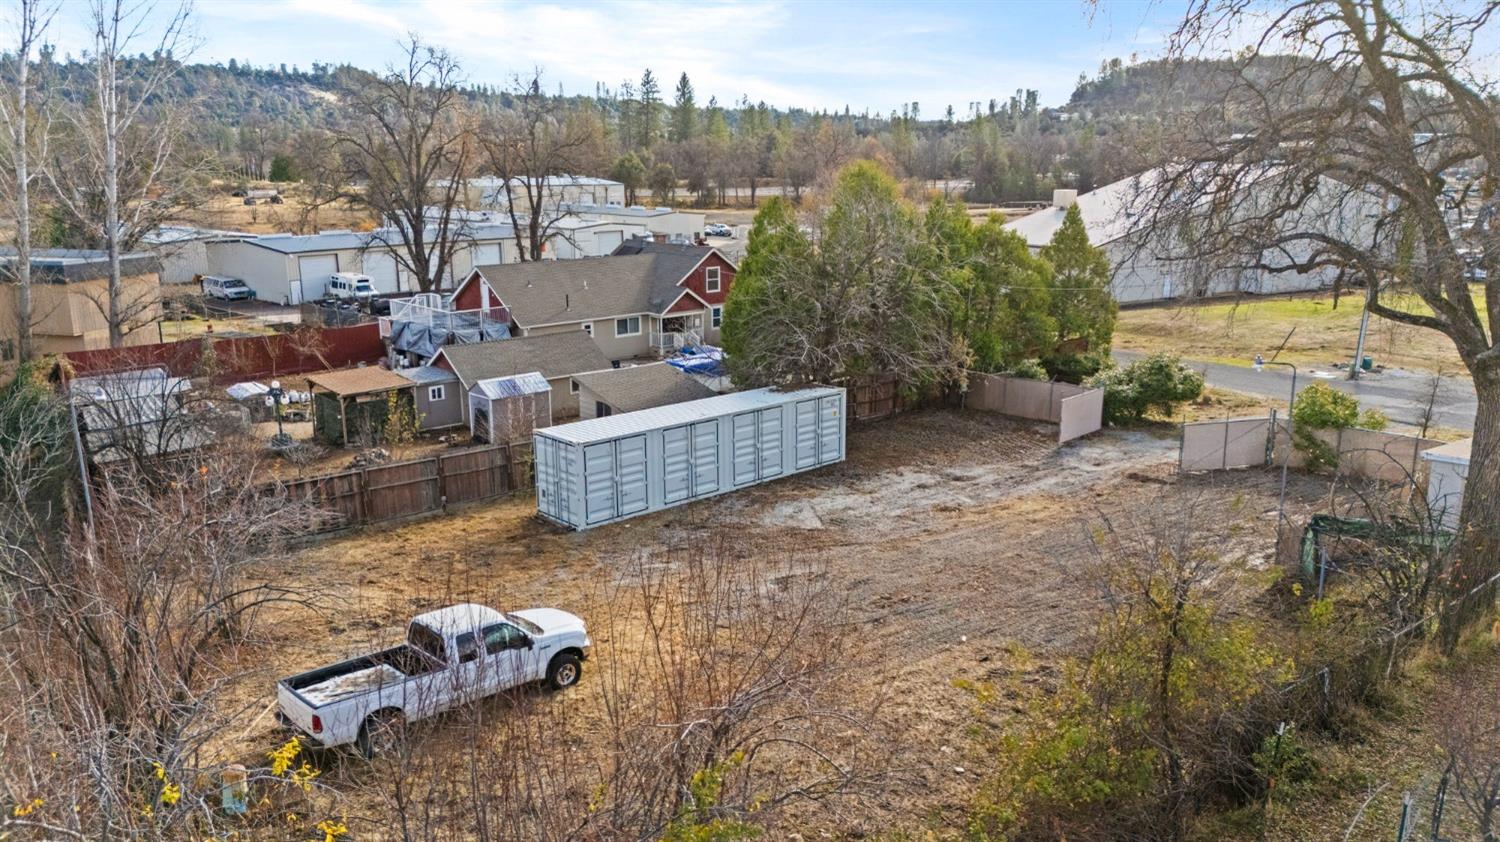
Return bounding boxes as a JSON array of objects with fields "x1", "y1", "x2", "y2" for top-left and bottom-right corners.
[
  {"x1": 356, "y1": 710, "x2": 405, "y2": 758},
  {"x1": 546, "y1": 653, "x2": 582, "y2": 691}
]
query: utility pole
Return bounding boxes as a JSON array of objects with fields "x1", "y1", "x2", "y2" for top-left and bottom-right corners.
[{"x1": 1349, "y1": 302, "x2": 1371, "y2": 381}]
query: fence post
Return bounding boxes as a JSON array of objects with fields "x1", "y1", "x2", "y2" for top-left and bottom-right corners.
[
  {"x1": 358, "y1": 468, "x2": 372, "y2": 527},
  {"x1": 1048, "y1": 380, "x2": 1057, "y2": 423},
  {"x1": 1223, "y1": 416, "x2": 1232, "y2": 471},
  {"x1": 436, "y1": 453, "x2": 449, "y2": 514},
  {"x1": 1178, "y1": 423, "x2": 1186, "y2": 473},
  {"x1": 1267, "y1": 409, "x2": 1278, "y2": 468}
]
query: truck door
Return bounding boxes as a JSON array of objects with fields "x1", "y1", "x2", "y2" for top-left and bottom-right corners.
[
  {"x1": 443, "y1": 631, "x2": 488, "y2": 709},
  {"x1": 478, "y1": 623, "x2": 536, "y2": 694}
]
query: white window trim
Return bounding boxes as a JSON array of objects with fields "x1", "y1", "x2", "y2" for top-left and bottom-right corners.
[
  {"x1": 711, "y1": 306, "x2": 723, "y2": 328},
  {"x1": 704, "y1": 266, "x2": 721, "y2": 293},
  {"x1": 582, "y1": 321, "x2": 593, "y2": 337},
  {"x1": 615, "y1": 316, "x2": 642, "y2": 337},
  {"x1": 428, "y1": 385, "x2": 446, "y2": 402}
]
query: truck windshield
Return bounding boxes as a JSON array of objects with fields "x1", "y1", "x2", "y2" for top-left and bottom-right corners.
[{"x1": 407, "y1": 622, "x2": 446, "y2": 664}]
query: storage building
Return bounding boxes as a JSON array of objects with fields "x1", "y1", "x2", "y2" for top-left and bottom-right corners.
[
  {"x1": 398, "y1": 365, "x2": 463, "y2": 430},
  {"x1": 469, "y1": 371, "x2": 552, "y2": 444},
  {"x1": 1421, "y1": 438, "x2": 1471, "y2": 531},
  {"x1": 534, "y1": 386, "x2": 846, "y2": 530}
]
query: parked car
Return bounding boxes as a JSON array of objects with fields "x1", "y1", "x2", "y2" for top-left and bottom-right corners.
[
  {"x1": 327, "y1": 272, "x2": 376, "y2": 301},
  {"x1": 243, "y1": 197, "x2": 257, "y2": 206},
  {"x1": 202, "y1": 275, "x2": 253, "y2": 301},
  {"x1": 703, "y1": 223, "x2": 733, "y2": 238},
  {"x1": 277, "y1": 603, "x2": 590, "y2": 756}
]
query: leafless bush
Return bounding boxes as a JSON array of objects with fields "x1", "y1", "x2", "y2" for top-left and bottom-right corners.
[
  {"x1": 1436, "y1": 667, "x2": 1500, "y2": 841},
  {"x1": 349, "y1": 542, "x2": 889, "y2": 840},
  {"x1": 0, "y1": 378, "x2": 312, "y2": 836}
]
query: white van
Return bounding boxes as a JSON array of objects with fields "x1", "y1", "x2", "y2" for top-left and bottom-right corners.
[
  {"x1": 327, "y1": 272, "x2": 376, "y2": 301},
  {"x1": 202, "y1": 275, "x2": 253, "y2": 301}
]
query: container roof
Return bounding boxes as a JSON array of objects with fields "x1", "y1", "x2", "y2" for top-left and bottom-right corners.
[{"x1": 537, "y1": 385, "x2": 843, "y2": 445}]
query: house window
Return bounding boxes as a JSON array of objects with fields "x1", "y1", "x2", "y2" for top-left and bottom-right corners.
[
  {"x1": 615, "y1": 316, "x2": 641, "y2": 337},
  {"x1": 582, "y1": 322, "x2": 593, "y2": 337},
  {"x1": 428, "y1": 385, "x2": 446, "y2": 402},
  {"x1": 704, "y1": 266, "x2": 721, "y2": 293},
  {"x1": 711, "y1": 306, "x2": 723, "y2": 328},
  {"x1": 570, "y1": 379, "x2": 580, "y2": 395},
  {"x1": 596, "y1": 401, "x2": 613, "y2": 417}
]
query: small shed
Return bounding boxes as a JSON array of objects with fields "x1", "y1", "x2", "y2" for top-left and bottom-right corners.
[
  {"x1": 306, "y1": 367, "x2": 416, "y2": 446},
  {"x1": 1421, "y1": 437, "x2": 1471, "y2": 531},
  {"x1": 469, "y1": 371, "x2": 552, "y2": 444},
  {"x1": 398, "y1": 365, "x2": 463, "y2": 430},
  {"x1": 571, "y1": 362, "x2": 716, "y2": 419}
]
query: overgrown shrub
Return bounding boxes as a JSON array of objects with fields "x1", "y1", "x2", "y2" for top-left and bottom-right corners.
[
  {"x1": 1290, "y1": 383, "x2": 1388, "y2": 470},
  {"x1": 1085, "y1": 353, "x2": 1205, "y2": 425},
  {"x1": 1003, "y1": 358, "x2": 1048, "y2": 381},
  {"x1": 1046, "y1": 350, "x2": 1111, "y2": 384}
]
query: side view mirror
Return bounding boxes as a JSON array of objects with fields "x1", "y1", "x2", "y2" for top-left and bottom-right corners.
[{"x1": 523, "y1": 637, "x2": 534, "y2": 650}]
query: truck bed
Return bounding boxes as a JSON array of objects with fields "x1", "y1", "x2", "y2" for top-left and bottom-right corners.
[{"x1": 282, "y1": 644, "x2": 440, "y2": 708}]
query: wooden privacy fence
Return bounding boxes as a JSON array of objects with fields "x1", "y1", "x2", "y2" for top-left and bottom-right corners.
[
  {"x1": 843, "y1": 373, "x2": 901, "y2": 421},
  {"x1": 964, "y1": 372, "x2": 1105, "y2": 443},
  {"x1": 1179, "y1": 414, "x2": 1443, "y2": 484},
  {"x1": 274, "y1": 443, "x2": 531, "y2": 534}
]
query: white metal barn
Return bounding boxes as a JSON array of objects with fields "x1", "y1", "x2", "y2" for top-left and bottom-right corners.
[
  {"x1": 1421, "y1": 438, "x2": 1471, "y2": 531},
  {"x1": 534, "y1": 386, "x2": 846, "y2": 530}
]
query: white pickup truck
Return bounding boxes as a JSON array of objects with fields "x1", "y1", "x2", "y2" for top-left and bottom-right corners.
[{"x1": 276, "y1": 603, "x2": 590, "y2": 756}]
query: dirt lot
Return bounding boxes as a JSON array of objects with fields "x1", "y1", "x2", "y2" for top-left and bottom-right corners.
[{"x1": 225, "y1": 409, "x2": 1332, "y2": 834}]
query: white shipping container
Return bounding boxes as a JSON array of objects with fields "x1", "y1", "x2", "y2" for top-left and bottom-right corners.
[{"x1": 534, "y1": 386, "x2": 846, "y2": 530}]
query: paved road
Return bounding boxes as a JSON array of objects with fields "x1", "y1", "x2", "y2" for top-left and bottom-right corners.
[{"x1": 1114, "y1": 350, "x2": 1477, "y2": 431}]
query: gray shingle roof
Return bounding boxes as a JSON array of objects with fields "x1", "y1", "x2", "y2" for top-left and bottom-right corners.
[
  {"x1": 473, "y1": 252, "x2": 704, "y2": 327},
  {"x1": 571, "y1": 363, "x2": 716, "y2": 413},
  {"x1": 437, "y1": 332, "x2": 610, "y2": 387}
]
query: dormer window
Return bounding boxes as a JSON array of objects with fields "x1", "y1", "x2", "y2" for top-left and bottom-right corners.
[{"x1": 705, "y1": 266, "x2": 721, "y2": 293}]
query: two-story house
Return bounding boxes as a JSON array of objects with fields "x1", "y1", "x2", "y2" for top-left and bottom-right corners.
[{"x1": 451, "y1": 241, "x2": 736, "y2": 365}]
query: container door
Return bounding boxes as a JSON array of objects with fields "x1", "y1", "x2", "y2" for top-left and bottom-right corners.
[
  {"x1": 553, "y1": 443, "x2": 574, "y2": 527},
  {"x1": 535, "y1": 438, "x2": 558, "y2": 521},
  {"x1": 583, "y1": 443, "x2": 617, "y2": 525},
  {"x1": 794, "y1": 399, "x2": 819, "y2": 469},
  {"x1": 731, "y1": 413, "x2": 758, "y2": 486},
  {"x1": 615, "y1": 435, "x2": 649, "y2": 516},
  {"x1": 757, "y1": 408, "x2": 783, "y2": 479},
  {"x1": 818, "y1": 395, "x2": 843, "y2": 464},
  {"x1": 662, "y1": 425, "x2": 692, "y2": 504},
  {"x1": 691, "y1": 421, "x2": 720, "y2": 496}
]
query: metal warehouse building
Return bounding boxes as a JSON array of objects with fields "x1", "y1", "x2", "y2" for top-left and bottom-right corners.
[{"x1": 534, "y1": 386, "x2": 846, "y2": 530}]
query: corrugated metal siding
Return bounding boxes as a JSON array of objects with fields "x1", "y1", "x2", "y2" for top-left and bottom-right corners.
[{"x1": 534, "y1": 386, "x2": 846, "y2": 530}]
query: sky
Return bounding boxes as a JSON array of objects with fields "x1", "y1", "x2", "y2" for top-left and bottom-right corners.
[{"x1": 40, "y1": 0, "x2": 1192, "y2": 114}]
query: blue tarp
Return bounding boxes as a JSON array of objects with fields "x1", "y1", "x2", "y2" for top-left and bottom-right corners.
[{"x1": 667, "y1": 345, "x2": 726, "y2": 377}]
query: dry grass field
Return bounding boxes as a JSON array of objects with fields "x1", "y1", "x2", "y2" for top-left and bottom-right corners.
[{"x1": 214, "y1": 410, "x2": 1334, "y2": 836}]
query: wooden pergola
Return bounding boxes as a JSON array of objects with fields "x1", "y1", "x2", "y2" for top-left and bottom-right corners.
[{"x1": 305, "y1": 367, "x2": 416, "y2": 446}]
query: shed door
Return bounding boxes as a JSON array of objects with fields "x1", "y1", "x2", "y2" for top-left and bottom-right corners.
[
  {"x1": 794, "y1": 399, "x2": 819, "y2": 469},
  {"x1": 757, "y1": 408, "x2": 783, "y2": 479},
  {"x1": 616, "y1": 435, "x2": 649, "y2": 516},
  {"x1": 297, "y1": 254, "x2": 338, "y2": 296},
  {"x1": 818, "y1": 395, "x2": 842, "y2": 464},
  {"x1": 663, "y1": 426, "x2": 692, "y2": 504},
  {"x1": 691, "y1": 421, "x2": 719, "y2": 496},
  {"x1": 731, "y1": 413, "x2": 758, "y2": 486},
  {"x1": 363, "y1": 252, "x2": 398, "y2": 293},
  {"x1": 583, "y1": 443, "x2": 617, "y2": 525}
]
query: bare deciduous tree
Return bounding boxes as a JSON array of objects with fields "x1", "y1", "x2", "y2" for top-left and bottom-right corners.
[
  {"x1": 47, "y1": 0, "x2": 198, "y2": 347},
  {"x1": 337, "y1": 36, "x2": 476, "y2": 293},
  {"x1": 1436, "y1": 668, "x2": 1500, "y2": 840},
  {"x1": 482, "y1": 72, "x2": 602, "y2": 261},
  {"x1": 1140, "y1": 0, "x2": 1500, "y2": 647},
  {"x1": 0, "y1": 0, "x2": 56, "y2": 363}
]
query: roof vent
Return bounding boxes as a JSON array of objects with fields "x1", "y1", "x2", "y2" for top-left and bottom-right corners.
[
  {"x1": 1051, "y1": 189, "x2": 1078, "y2": 209},
  {"x1": 565, "y1": 293, "x2": 570, "y2": 310}
]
